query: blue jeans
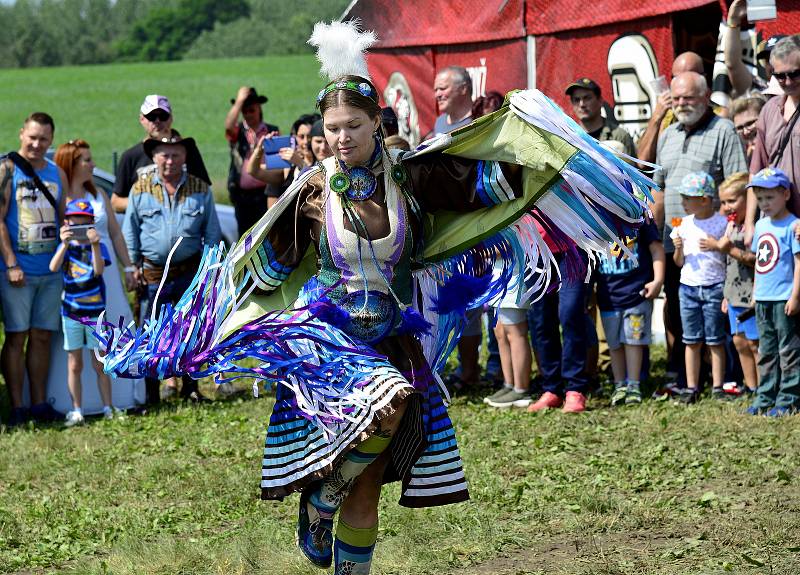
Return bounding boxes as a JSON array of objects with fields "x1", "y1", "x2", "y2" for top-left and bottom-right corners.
[
  {"x1": 754, "y1": 301, "x2": 800, "y2": 410},
  {"x1": 142, "y1": 271, "x2": 198, "y2": 402},
  {"x1": 528, "y1": 256, "x2": 595, "y2": 395},
  {"x1": 678, "y1": 283, "x2": 726, "y2": 345}
]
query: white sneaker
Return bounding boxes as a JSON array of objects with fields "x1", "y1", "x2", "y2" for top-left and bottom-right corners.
[
  {"x1": 64, "y1": 410, "x2": 84, "y2": 427},
  {"x1": 103, "y1": 407, "x2": 123, "y2": 420}
]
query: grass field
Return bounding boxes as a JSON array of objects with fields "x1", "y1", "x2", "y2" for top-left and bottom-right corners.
[
  {"x1": 1, "y1": 55, "x2": 799, "y2": 575},
  {"x1": 0, "y1": 55, "x2": 322, "y2": 200},
  {"x1": 2, "y1": 362, "x2": 800, "y2": 575}
]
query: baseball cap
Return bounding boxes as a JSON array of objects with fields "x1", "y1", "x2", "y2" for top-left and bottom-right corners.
[
  {"x1": 747, "y1": 167, "x2": 791, "y2": 190},
  {"x1": 565, "y1": 78, "x2": 601, "y2": 97},
  {"x1": 65, "y1": 198, "x2": 94, "y2": 218},
  {"x1": 757, "y1": 35, "x2": 787, "y2": 60},
  {"x1": 678, "y1": 172, "x2": 715, "y2": 197},
  {"x1": 140, "y1": 94, "x2": 172, "y2": 116}
]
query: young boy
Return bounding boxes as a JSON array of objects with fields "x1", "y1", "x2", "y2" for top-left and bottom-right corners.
[
  {"x1": 49, "y1": 199, "x2": 113, "y2": 426},
  {"x1": 746, "y1": 168, "x2": 800, "y2": 417},
  {"x1": 597, "y1": 222, "x2": 665, "y2": 406},
  {"x1": 671, "y1": 172, "x2": 728, "y2": 403},
  {"x1": 715, "y1": 173, "x2": 758, "y2": 395}
]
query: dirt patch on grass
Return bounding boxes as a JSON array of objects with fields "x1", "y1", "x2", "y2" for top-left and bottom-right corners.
[{"x1": 455, "y1": 532, "x2": 675, "y2": 575}]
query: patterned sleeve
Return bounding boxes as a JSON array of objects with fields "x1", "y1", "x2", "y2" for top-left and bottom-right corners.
[
  {"x1": 245, "y1": 175, "x2": 321, "y2": 293},
  {"x1": 403, "y1": 153, "x2": 523, "y2": 213}
]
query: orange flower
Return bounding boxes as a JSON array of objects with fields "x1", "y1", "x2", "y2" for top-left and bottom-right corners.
[{"x1": 671, "y1": 217, "x2": 683, "y2": 228}]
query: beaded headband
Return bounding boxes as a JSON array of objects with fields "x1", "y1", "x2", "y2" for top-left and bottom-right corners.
[{"x1": 316, "y1": 79, "x2": 379, "y2": 107}]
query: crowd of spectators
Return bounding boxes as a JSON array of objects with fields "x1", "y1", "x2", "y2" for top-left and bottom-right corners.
[
  {"x1": 446, "y1": 33, "x2": 800, "y2": 419},
  {"x1": 2, "y1": 29, "x2": 800, "y2": 428}
]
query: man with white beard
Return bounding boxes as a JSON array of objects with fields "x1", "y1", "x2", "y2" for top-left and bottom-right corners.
[{"x1": 652, "y1": 71, "x2": 746, "y2": 391}]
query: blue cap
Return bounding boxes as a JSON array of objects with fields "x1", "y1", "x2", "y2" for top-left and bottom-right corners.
[
  {"x1": 747, "y1": 167, "x2": 791, "y2": 190},
  {"x1": 64, "y1": 199, "x2": 94, "y2": 218},
  {"x1": 678, "y1": 171, "x2": 715, "y2": 197}
]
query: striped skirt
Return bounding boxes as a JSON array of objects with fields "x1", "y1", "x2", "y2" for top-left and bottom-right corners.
[{"x1": 260, "y1": 334, "x2": 470, "y2": 508}]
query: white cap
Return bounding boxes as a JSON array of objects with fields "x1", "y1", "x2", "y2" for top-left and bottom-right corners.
[
  {"x1": 762, "y1": 75, "x2": 784, "y2": 97},
  {"x1": 140, "y1": 94, "x2": 172, "y2": 115}
]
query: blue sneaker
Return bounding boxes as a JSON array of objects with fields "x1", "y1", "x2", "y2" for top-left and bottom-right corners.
[
  {"x1": 296, "y1": 486, "x2": 333, "y2": 568},
  {"x1": 766, "y1": 406, "x2": 797, "y2": 418},
  {"x1": 745, "y1": 405, "x2": 766, "y2": 416}
]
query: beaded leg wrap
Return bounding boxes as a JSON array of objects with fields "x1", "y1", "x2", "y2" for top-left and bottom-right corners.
[
  {"x1": 298, "y1": 433, "x2": 392, "y2": 568},
  {"x1": 334, "y1": 519, "x2": 378, "y2": 575}
]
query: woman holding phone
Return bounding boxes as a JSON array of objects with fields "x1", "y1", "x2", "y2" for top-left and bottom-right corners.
[{"x1": 246, "y1": 114, "x2": 320, "y2": 207}]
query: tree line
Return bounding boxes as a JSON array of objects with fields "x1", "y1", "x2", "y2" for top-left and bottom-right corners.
[{"x1": 0, "y1": 0, "x2": 350, "y2": 68}]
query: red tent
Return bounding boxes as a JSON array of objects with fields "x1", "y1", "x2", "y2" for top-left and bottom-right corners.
[{"x1": 344, "y1": 0, "x2": 800, "y2": 145}]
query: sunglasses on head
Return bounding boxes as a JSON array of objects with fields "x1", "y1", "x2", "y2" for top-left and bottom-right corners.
[
  {"x1": 145, "y1": 110, "x2": 170, "y2": 122},
  {"x1": 773, "y1": 69, "x2": 800, "y2": 82}
]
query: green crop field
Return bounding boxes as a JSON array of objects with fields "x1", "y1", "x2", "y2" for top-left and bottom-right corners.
[{"x1": 0, "y1": 55, "x2": 322, "y2": 200}]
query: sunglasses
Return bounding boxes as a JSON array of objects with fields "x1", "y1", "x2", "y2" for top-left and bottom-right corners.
[
  {"x1": 773, "y1": 69, "x2": 800, "y2": 82},
  {"x1": 145, "y1": 110, "x2": 171, "y2": 122}
]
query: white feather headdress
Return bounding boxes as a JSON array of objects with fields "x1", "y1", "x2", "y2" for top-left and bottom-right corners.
[{"x1": 308, "y1": 20, "x2": 377, "y2": 81}]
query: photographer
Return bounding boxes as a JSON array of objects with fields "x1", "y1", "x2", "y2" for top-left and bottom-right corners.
[
  {"x1": 246, "y1": 113, "x2": 319, "y2": 208},
  {"x1": 225, "y1": 87, "x2": 280, "y2": 235}
]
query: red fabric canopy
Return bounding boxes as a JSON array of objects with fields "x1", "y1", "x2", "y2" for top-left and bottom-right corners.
[
  {"x1": 525, "y1": 0, "x2": 717, "y2": 34},
  {"x1": 755, "y1": 0, "x2": 800, "y2": 38},
  {"x1": 344, "y1": 0, "x2": 722, "y2": 47},
  {"x1": 344, "y1": 0, "x2": 526, "y2": 48}
]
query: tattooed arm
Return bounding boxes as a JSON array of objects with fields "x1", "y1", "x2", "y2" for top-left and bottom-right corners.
[{"x1": 0, "y1": 159, "x2": 23, "y2": 286}]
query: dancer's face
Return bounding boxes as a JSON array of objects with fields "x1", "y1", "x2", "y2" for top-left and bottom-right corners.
[{"x1": 323, "y1": 104, "x2": 380, "y2": 166}]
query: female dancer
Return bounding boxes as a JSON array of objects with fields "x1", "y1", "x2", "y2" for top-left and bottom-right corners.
[
  {"x1": 94, "y1": 22, "x2": 654, "y2": 574},
  {"x1": 53, "y1": 140, "x2": 138, "y2": 416}
]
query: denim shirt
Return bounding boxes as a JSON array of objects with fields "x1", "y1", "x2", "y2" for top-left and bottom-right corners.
[{"x1": 123, "y1": 169, "x2": 221, "y2": 267}]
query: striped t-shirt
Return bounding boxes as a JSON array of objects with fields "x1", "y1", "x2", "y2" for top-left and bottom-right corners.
[{"x1": 61, "y1": 242, "x2": 111, "y2": 318}]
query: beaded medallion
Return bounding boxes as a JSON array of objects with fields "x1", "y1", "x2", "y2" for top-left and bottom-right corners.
[
  {"x1": 346, "y1": 166, "x2": 377, "y2": 201},
  {"x1": 390, "y1": 164, "x2": 408, "y2": 187},
  {"x1": 330, "y1": 172, "x2": 350, "y2": 195},
  {"x1": 338, "y1": 290, "x2": 398, "y2": 343},
  {"x1": 330, "y1": 165, "x2": 378, "y2": 201}
]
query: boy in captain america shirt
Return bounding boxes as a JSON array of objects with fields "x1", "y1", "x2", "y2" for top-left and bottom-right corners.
[{"x1": 746, "y1": 168, "x2": 800, "y2": 417}]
